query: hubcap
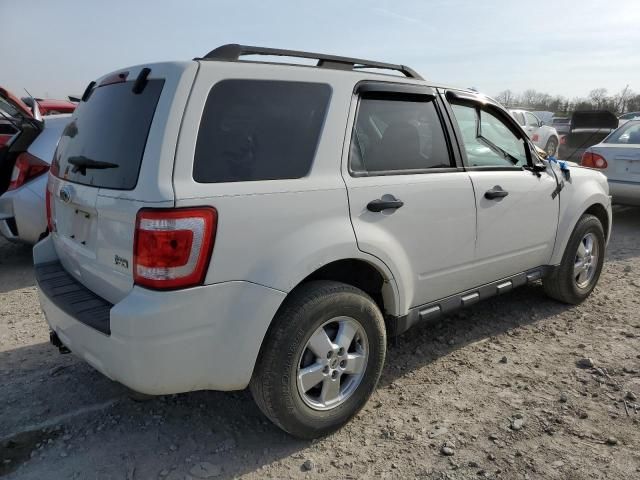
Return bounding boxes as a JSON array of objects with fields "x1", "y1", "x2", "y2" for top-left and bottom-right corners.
[
  {"x1": 574, "y1": 233, "x2": 599, "y2": 288},
  {"x1": 547, "y1": 140, "x2": 557, "y2": 156},
  {"x1": 296, "y1": 317, "x2": 368, "y2": 411}
]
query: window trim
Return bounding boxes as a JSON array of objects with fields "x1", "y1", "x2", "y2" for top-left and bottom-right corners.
[
  {"x1": 441, "y1": 90, "x2": 535, "y2": 172},
  {"x1": 347, "y1": 82, "x2": 459, "y2": 178}
]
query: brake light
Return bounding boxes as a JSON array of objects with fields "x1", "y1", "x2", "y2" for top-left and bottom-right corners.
[
  {"x1": 581, "y1": 152, "x2": 608, "y2": 169},
  {"x1": 45, "y1": 180, "x2": 55, "y2": 233},
  {"x1": 8, "y1": 152, "x2": 49, "y2": 191},
  {"x1": 133, "y1": 207, "x2": 217, "y2": 290},
  {"x1": 531, "y1": 134, "x2": 539, "y2": 142}
]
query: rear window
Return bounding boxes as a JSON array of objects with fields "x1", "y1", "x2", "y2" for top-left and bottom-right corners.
[
  {"x1": 193, "y1": 80, "x2": 331, "y2": 183},
  {"x1": 52, "y1": 79, "x2": 164, "y2": 190}
]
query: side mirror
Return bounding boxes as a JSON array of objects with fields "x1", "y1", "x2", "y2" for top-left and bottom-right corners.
[{"x1": 31, "y1": 101, "x2": 43, "y2": 121}]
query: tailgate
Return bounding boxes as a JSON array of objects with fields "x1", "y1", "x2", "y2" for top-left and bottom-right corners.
[{"x1": 46, "y1": 62, "x2": 198, "y2": 304}]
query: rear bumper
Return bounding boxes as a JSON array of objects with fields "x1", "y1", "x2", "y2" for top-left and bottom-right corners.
[
  {"x1": 34, "y1": 235, "x2": 287, "y2": 394},
  {"x1": 609, "y1": 180, "x2": 640, "y2": 206},
  {"x1": 0, "y1": 179, "x2": 47, "y2": 244}
]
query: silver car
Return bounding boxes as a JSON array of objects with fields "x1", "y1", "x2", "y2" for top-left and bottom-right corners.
[
  {"x1": 581, "y1": 119, "x2": 640, "y2": 206},
  {"x1": 0, "y1": 115, "x2": 70, "y2": 243}
]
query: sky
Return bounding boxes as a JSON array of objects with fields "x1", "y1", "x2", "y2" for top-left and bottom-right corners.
[{"x1": 2, "y1": 0, "x2": 639, "y2": 100}]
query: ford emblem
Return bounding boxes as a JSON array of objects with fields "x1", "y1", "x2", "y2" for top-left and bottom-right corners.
[{"x1": 59, "y1": 185, "x2": 73, "y2": 204}]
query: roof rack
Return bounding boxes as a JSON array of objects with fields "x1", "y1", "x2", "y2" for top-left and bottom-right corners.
[{"x1": 198, "y1": 44, "x2": 423, "y2": 80}]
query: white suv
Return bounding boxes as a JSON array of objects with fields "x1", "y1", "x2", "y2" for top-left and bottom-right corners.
[{"x1": 35, "y1": 44, "x2": 612, "y2": 439}]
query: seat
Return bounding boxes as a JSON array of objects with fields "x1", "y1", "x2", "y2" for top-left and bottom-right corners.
[
  {"x1": 627, "y1": 130, "x2": 640, "y2": 144},
  {"x1": 367, "y1": 121, "x2": 424, "y2": 172}
]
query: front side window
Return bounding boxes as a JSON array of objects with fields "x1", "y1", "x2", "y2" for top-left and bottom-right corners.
[
  {"x1": 525, "y1": 112, "x2": 539, "y2": 127},
  {"x1": 512, "y1": 111, "x2": 525, "y2": 126},
  {"x1": 194, "y1": 80, "x2": 331, "y2": 183},
  {"x1": 350, "y1": 95, "x2": 452, "y2": 175},
  {"x1": 451, "y1": 104, "x2": 528, "y2": 168}
]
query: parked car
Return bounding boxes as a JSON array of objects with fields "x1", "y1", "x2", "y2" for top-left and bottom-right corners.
[
  {"x1": 580, "y1": 120, "x2": 640, "y2": 206},
  {"x1": 618, "y1": 111, "x2": 640, "y2": 126},
  {"x1": 22, "y1": 97, "x2": 77, "y2": 115},
  {"x1": 558, "y1": 110, "x2": 618, "y2": 162},
  {"x1": 509, "y1": 109, "x2": 559, "y2": 155},
  {"x1": 551, "y1": 116, "x2": 571, "y2": 135},
  {"x1": 0, "y1": 106, "x2": 20, "y2": 147},
  {"x1": 35, "y1": 44, "x2": 612, "y2": 439},
  {"x1": 0, "y1": 114, "x2": 70, "y2": 243},
  {"x1": 0, "y1": 87, "x2": 42, "y2": 195}
]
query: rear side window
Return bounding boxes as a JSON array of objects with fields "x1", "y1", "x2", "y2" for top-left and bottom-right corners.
[
  {"x1": 193, "y1": 80, "x2": 331, "y2": 183},
  {"x1": 350, "y1": 95, "x2": 452, "y2": 175},
  {"x1": 53, "y1": 79, "x2": 164, "y2": 190}
]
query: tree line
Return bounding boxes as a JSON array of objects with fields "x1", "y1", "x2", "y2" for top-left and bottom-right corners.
[{"x1": 494, "y1": 86, "x2": 640, "y2": 116}]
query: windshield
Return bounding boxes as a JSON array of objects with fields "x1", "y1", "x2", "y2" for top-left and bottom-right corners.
[
  {"x1": 604, "y1": 121, "x2": 640, "y2": 145},
  {"x1": 52, "y1": 79, "x2": 164, "y2": 190}
]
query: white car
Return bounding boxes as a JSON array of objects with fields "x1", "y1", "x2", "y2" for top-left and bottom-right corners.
[
  {"x1": 510, "y1": 109, "x2": 560, "y2": 156},
  {"x1": 0, "y1": 115, "x2": 70, "y2": 243},
  {"x1": 581, "y1": 119, "x2": 640, "y2": 206},
  {"x1": 35, "y1": 44, "x2": 612, "y2": 439}
]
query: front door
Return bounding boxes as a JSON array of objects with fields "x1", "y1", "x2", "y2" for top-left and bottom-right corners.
[
  {"x1": 445, "y1": 96, "x2": 559, "y2": 283},
  {"x1": 342, "y1": 84, "x2": 477, "y2": 310}
]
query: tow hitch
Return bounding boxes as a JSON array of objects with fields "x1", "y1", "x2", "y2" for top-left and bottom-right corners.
[{"x1": 49, "y1": 330, "x2": 71, "y2": 354}]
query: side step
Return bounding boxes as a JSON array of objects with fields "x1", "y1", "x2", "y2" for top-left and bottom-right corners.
[{"x1": 393, "y1": 266, "x2": 551, "y2": 336}]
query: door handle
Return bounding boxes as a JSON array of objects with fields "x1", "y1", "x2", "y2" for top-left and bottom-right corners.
[
  {"x1": 484, "y1": 186, "x2": 509, "y2": 200},
  {"x1": 367, "y1": 197, "x2": 404, "y2": 212}
]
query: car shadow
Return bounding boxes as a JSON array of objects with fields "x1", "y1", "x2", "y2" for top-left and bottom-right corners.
[
  {"x1": 0, "y1": 283, "x2": 575, "y2": 479},
  {"x1": 607, "y1": 205, "x2": 640, "y2": 262}
]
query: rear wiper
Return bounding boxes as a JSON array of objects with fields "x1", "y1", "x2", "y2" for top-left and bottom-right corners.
[{"x1": 68, "y1": 156, "x2": 119, "y2": 175}]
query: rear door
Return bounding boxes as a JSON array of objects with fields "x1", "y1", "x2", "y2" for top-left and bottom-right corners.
[
  {"x1": 48, "y1": 62, "x2": 197, "y2": 304},
  {"x1": 342, "y1": 83, "x2": 477, "y2": 308},
  {"x1": 444, "y1": 92, "x2": 559, "y2": 283}
]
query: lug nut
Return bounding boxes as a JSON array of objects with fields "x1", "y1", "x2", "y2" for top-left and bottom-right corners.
[
  {"x1": 340, "y1": 360, "x2": 346, "y2": 368},
  {"x1": 331, "y1": 371, "x2": 339, "y2": 379},
  {"x1": 327, "y1": 351, "x2": 333, "y2": 359},
  {"x1": 338, "y1": 347, "x2": 345, "y2": 356},
  {"x1": 323, "y1": 366, "x2": 330, "y2": 374}
]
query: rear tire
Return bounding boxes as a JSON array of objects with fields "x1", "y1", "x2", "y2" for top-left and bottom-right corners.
[
  {"x1": 250, "y1": 280, "x2": 386, "y2": 439},
  {"x1": 543, "y1": 214, "x2": 605, "y2": 304}
]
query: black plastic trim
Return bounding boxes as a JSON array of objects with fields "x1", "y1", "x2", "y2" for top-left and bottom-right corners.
[
  {"x1": 199, "y1": 44, "x2": 423, "y2": 79},
  {"x1": 356, "y1": 82, "x2": 434, "y2": 97},
  {"x1": 5, "y1": 217, "x2": 18, "y2": 236},
  {"x1": 392, "y1": 266, "x2": 552, "y2": 336},
  {"x1": 35, "y1": 261, "x2": 112, "y2": 335}
]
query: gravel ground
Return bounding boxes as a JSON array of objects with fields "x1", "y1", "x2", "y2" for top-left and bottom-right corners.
[{"x1": 1, "y1": 206, "x2": 639, "y2": 480}]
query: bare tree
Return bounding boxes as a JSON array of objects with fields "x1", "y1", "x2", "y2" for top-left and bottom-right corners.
[
  {"x1": 588, "y1": 88, "x2": 608, "y2": 109},
  {"x1": 495, "y1": 89, "x2": 515, "y2": 106},
  {"x1": 613, "y1": 85, "x2": 634, "y2": 114}
]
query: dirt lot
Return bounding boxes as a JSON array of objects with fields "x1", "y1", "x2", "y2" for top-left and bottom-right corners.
[{"x1": 1, "y1": 207, "x2": 639, "y2": 480}]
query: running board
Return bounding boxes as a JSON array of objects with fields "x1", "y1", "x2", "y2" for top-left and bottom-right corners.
[{"x1": 392, "y1": 266, "x2": 551, "y2": 336}]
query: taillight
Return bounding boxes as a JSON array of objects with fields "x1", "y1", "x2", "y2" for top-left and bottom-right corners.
[
  {"x1": 133, "y1": 207, "x2": 217, "y2": 290},
  {"x1": 45, "y1": 180, "x2": 55, "y2": 233},
  {"x1": 531, "y1": 134, "x2": 539, "y2": 142},
  {"x1": 560, "y1": 136, "x2": 567, "y2": 144},
  {"x1": 581, "y1": 152, "x2": 608, "y2": 169},
  {"x1": 8, "y1": 152, "x2": 49, "y2": 191}
]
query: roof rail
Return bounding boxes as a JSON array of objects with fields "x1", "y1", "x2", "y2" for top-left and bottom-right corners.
[{"x1": 197, "y1": 44, "x2": 423, "y2": 80}]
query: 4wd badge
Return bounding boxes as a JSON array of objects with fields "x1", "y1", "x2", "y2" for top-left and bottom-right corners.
[{"x1": 114, "y1": 255, "x2": 129, "y2": 269}]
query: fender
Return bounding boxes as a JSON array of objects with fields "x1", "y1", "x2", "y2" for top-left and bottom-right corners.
[{"x1": 550, "y1": 167, "x2": 612, "y2": 265}]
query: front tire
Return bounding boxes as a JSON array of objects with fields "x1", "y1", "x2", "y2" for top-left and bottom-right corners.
[
  {"x1": 543, "y1": 214, "x2": 605, "y2": 304},
  {"x1": 250, "y1": 280, "x2": 386, "y2": 439}
]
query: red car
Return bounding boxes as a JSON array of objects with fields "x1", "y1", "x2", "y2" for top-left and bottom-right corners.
[{"x1": 21, "y1": 97, "x2": 76, "y2": 115}]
